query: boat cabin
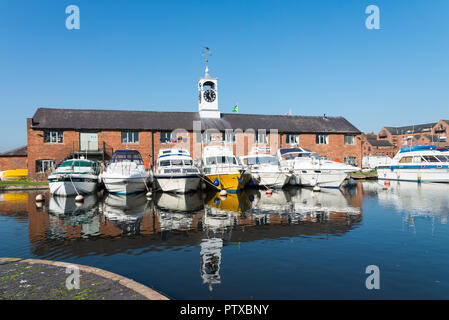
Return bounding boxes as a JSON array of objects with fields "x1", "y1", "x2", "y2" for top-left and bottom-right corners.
[
  {"x1": 155, "y1": 149, "x2": 198, "y2": 174},
  {"x1": 277, "y1": 147, "x2": 318, "y2": 160},
  {"x1": 110, "y1": 150, "x2": 144, "y2": 164}
]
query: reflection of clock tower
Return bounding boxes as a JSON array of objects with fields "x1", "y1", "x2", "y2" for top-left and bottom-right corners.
[{"x1": 198, "y1": 66, "x2": 220, "y2": 118}]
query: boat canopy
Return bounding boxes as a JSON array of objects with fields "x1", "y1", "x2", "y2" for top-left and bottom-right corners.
[
  {"x1": 111, "y1": 150, "x2": 143, "y2": 163},
  {"x1": 400, "y1": 145, "x2": 437, "y2": 153},
  {"x1": 59, "y1": 159, "x2": 97, "y2": 167}
]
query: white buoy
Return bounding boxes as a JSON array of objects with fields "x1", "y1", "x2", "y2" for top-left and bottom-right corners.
[
  {"x1": 220, "y1": 190, "x2": 227, "y2": 197},
  {"x1": 36, "y1": 194, "x2": 45, "y2": 202},
  {"x1": 313, "y1": 186, "x2": 321, "y2": 192},
  {"x1": 146, "y1": 191, "x2": 152, "y2": 198},
  {"x1": 75, "y1": 195, "x2": 84, "y2": 202},
  {"x1": 35, "y1": 202, "x2": 43, "y2": 209}
]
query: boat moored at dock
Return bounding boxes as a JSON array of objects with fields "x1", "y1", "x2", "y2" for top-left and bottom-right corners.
[
  {"x1": 277, "y1": 147, "x2": 360, "y2": 188},
  {"x1": 201, "y1": 145, "x2": 250, "y2": 192},
  {"x1": 102, "y1": 150, "x2": 152, "y2": 195},
  {"x1": 239, "y1": 148, "x2": 291, "y2": 188},
  {"x1": 153, "y1": 149, "x2": 201, "y2": 193},
  {"x1": 48, "y1": 158, "x2": 100, "y2": 196},
  {"x1": 377, "y1": 145, "x2": 449, "y2": 183}
]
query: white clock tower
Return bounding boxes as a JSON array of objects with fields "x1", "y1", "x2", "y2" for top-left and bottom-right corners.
[{"x1": 198, "y1": 66, "x2": 220, "y2": 118}]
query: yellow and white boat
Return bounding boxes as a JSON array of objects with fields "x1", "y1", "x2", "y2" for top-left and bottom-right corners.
[
  {"x1": 0, "y1": 169, "x2": 28, "y2": 180},
  {"x1": 201, "y1": 145, "x2": 250, "y2": 192}
]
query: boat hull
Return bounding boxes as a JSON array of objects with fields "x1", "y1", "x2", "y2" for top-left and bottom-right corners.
[
  {"x1": 103, "y1": 177, "x2": 150, "y2": 195},
  {"x1": 249, "y1": 172, "x2": 290, "y2": 188},
  {"x1": 155, "y1": 175, "x2": 201, "y2": 193},
  {"x1": 377, "y1": 167, "x2": 449, "y2": 183},
  {"x1": 1, "y1": 169, "x2": 28, "y2": 180},
  {"x1": 205, "y1": 173, "x2": 250, "y2": 192},
  {"x1": 49, "y1": 180, "x2": 98, "y2": 196},
  {"x1": 292, "y1": 170, "x2": 349, "y2": 188}
]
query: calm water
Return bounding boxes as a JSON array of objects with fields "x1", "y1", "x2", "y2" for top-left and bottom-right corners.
[{"x1": 1, "y1": 181, "x2": 449, "y2": 299}]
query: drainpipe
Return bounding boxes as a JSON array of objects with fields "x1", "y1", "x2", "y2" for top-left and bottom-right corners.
[{"x1": 151, "y1": 130, "x2": 155, "y2": 167}]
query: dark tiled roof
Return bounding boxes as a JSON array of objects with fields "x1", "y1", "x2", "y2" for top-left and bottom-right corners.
[
  {"x1": 384, "y1": 122, "x2": 437, "y2": 135},
  {"x1": 31, "y1": 108, "x2": 361, "y2": 134},
  {"x1": 364, "y1": 132, "x2": 377, "y2": 140},
  {"x1": 366, "y1": 139, "x2": 394, "y2": 147},
  {"x1": 0, "y1": 146, "x2": 27, "y2": 157}
]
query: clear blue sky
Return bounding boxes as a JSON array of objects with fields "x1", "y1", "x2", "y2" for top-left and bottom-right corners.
[{"x1": 0, "y1": 0, "x2": 448, "y2": 152}]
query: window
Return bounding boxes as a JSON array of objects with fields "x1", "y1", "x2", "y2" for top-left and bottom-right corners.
[
  {"x1": 44, "y1": 131, "x2": 63, "y2": 144},
  {"x1": 36, "y1": 160, "x2": 55, "y2": 173},
  {"x1": 344, "y1": 135, "x2": 355, "y2": 145},
  {"x1": 205, "y1": 156, "x2": 237, "y2": 165},
  {"x1": 422, "y1": 156, "x2": 440, "y2": 162},
  {"x1": 286, "y1": 134, "x2": 299, "y2": 145},
  {"x1": 399, "y1": 156, "x2": 412, "y2": 163},
  {"x1": 344, "y1": 157, "x2": 357, "y2": 166},
  {"x1": 160, "y1": 131, "x2": 172, "y2": 144},
  {"x1": 255, "y1": 132, "x2": 268, "y2": 144},
  {"x1": 316, "y1": 134, "x2": 329, "y2": 145},
  {"x1": 222, "y1": 131, "x2": 236, "y2": 144},
  {"x1": 121, "y1": 132, "x2": 139, "y2": 144}
]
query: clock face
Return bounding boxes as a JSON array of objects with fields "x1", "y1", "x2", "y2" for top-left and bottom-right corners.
[{"x1": 203, "y1": 89, "x2": 216, "y2": 103}]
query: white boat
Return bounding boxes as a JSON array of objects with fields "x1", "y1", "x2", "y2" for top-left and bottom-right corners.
[
  {"x1": 277, "y1": 147, "x2": 360, "y2": 188},
  {"x1": 239, "y1": 149, "x2": 291, "y2": 188},
  {"x1": 377, "y1": 145, "x2": 449, "y2": 183},
  {"x1": 48, "y1": 158, "x2": 100, "y2": 196},
  {"x1": 102, "y1": 150, "x2": 152, "y2": 195},
  {"x1": 153, "y1": 149, "x2": 201, "y2": 193}
]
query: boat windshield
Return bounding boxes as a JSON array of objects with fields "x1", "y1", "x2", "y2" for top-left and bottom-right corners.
[
  {"x1": 436, "y1": 155, "x2": 449, "y2": 162},
  {"x1": 280, "y1": 152, "x2": 316, "y2": 160},
  {"x1": 206, "y1": 156, "x2": 237, "y2": 165},
  {"x1": 59, "y1": 160, "x2": 93, "y2": 167},
  {"x1": 244, "y1": 156, "x2": 279, "y2": 166},
  {"x1": 159, "y1": 159, "x2": 194, "y2": 167},
  {"x1": 111, "y1": 150, "x2": 143, "y2": 164}
]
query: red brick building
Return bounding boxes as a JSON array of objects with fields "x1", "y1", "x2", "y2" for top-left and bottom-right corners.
[
  {"x1": 0, "y1": 146, "x2": 27, "y2": 172},
  {"x1": 361, "y1": 134, "x2": 395, "y2": 157},
  {"x1": 26, "y1": 108, "x2": 363, "y2": 180},
  {"x1": 377, "y1": 121, "x2": 449, "y2": 153},
  {"x1": 15, "y1": 67, "x2": 362, "y2": 180}
]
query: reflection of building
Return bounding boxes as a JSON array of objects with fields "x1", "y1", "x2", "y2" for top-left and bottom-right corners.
[{"x1": 200, "y1": 238, "x2": 223, "y2": 291}]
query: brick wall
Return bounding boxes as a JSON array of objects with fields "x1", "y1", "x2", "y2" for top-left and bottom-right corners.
[
  {"x1": 0, "y1": 156, "x2": 27, "y2": 172},
  {"x1": 27, "y1": 115, "x2": 363, "y2": 180}
]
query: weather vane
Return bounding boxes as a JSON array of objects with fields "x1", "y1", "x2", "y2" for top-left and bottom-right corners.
[{"x1": 202, "y1": 46, "x2": 212, "y2": 65}]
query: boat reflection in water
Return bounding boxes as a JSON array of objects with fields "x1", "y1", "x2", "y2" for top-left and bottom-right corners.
[
  {"x1": 48, "y1": 194, "x2": 100, "y2": 238},
  {"x1": 286, "y1": 187, "x2": 361, "y2": 223},
  {"x1": 153, "y1": 192, "x2": 203, "y2": 232},
  {"x1": 365, "y1": 180, "x2": 449, "y2": 227},
  {"x1": 101, "y1": 193, "x2": 153, "y2": 234},
  {"x1": 9, "y1": 185, "x2": 363, "y2": 292}
]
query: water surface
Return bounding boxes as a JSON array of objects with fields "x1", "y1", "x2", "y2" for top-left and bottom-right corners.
[{"x1": 0, "y1": 181, "x2": 448, "y2": 299}]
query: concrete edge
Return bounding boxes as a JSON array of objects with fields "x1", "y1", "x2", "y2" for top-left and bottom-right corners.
[
  {"x1": 0, "y1": 185, "x2": 49, "y2": 191},
  {"x1": 0, "y1": 258, "x2": 169, "y2": 301}
]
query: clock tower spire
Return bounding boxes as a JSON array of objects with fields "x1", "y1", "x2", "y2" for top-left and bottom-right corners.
[{"x1": 198, "y1": 47, "x2": 220, "y2": 118}]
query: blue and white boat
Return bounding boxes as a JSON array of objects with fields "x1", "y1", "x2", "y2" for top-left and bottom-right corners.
[
  {"x1": 154, "y1": 149, "x2": 201, "y2": 193},
  {"x1": 377, "y1": 145, "x2": 449, "y2": 183}
]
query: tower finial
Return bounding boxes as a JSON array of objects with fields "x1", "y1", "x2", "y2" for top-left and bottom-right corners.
[{"x1": 202, "y1": 46, "x2": 212, "y2": 77}]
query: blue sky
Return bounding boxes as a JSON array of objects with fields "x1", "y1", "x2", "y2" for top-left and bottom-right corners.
[{"x1": 0, "y1": 0, "x2": 448, "y2": 152}]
